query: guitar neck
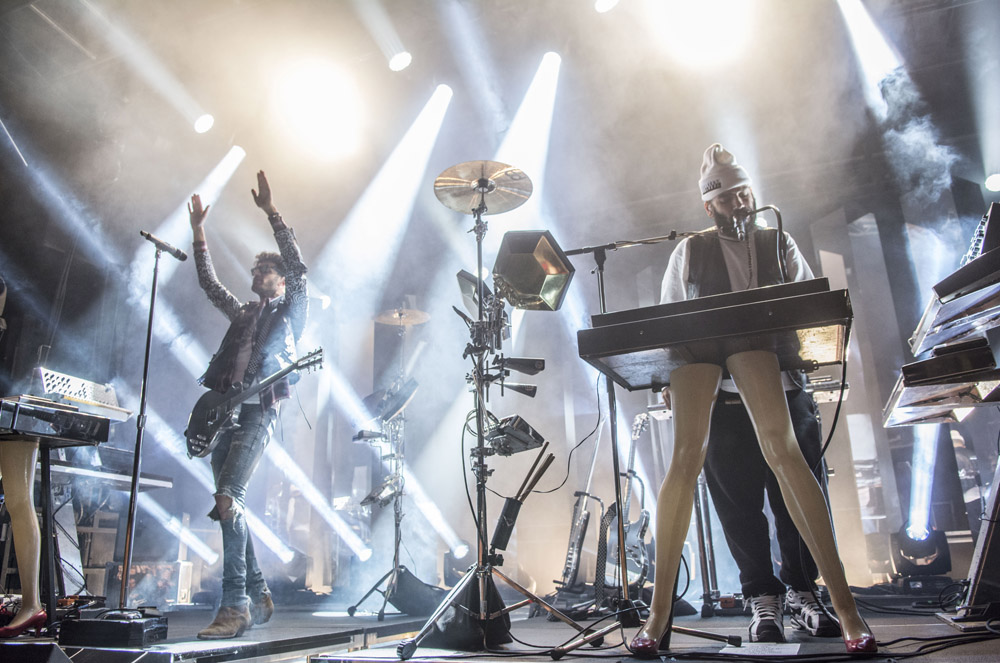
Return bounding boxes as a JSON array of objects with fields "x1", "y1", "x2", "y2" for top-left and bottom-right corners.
[{"x1": 233, "y1": 352, "x2": 320, "y2": 409}]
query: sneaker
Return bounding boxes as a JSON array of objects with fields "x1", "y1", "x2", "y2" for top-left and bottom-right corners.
[
  {"x1": 747, "y1": 594, "x2": 785, "y2": 643},
  {"x1": 786, "y1": 588, "x2": 841, "y2": 637}
]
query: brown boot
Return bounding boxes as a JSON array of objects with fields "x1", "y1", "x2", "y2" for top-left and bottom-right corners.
[
  {"x1": 250, "y1": 592, "x2": 274, "y2": 626},
  {"x1": 197, "y1": 604, "x2": 251, "y2": 640}
]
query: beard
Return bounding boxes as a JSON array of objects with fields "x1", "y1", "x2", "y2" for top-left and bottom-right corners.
[{"x1": 710, "y1": 193, "x2": 757, "y2": 240}]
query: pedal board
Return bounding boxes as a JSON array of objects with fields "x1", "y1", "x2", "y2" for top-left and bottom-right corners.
[{"x1": 59, "y1": 609, "x2": 168, "y2": 647}]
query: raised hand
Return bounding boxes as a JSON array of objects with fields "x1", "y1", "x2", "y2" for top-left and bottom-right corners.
[
  {"x1": 251, "y1": 170, "x2": 277, "y2": 216},
  {"x1": 188, "y1": 194, "x2": 210, "y2": 234}
]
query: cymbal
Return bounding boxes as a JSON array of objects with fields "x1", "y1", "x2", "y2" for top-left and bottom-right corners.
[
  {"x1": 374, "y1": 308, "x2": 429, "y2": 326},
  {"x1": 433, "y1": 160, "x2": 532, "y2": 215}
]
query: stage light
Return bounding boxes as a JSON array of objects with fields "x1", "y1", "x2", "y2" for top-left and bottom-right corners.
[
  {"x1": 389, "y1": 51, "x2": 412, "y2": 72},
  {"x1": 986, "y1": 173, "x2": 1000, "y2": 192},
  {"x1": 193, "y1": 114, "x2": 215, "y2": 134},
  {"x1": 907, "y1": 424, "x2": 939, "y2": 550},
  {"x1": 837, "y1": 0, "x2": 902, "y2": 119},
  {"x1": 75, "y1": 1, "x2": 214, "y2": 136},
  {"x1": 595, "y1": 0, "x2": 619, "y2": 13},
  {"x1": 272, "y1": 59, "x2": 363, "y2": 160},
  {"x1": 642, "y1": 0, "x2": 754, "y2": 70},
  {"x1": 453, "y1": 542, "x2": 470, "y2": 559},
  {"x1": 351, "y1": 0, "x2": 410, "y2": 74},
  {"x1": 892, "y1": 523, "x2": 951, "y2": 578},
  {"x1": 311, "y1": 84, "x2": 451, "y2": 381}
]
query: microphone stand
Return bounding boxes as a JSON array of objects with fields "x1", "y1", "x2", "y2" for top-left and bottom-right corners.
[
  {"x1": 117, "y1": 246, "x2": 164, "y2": 610},
  {"x1": 564, "y1": 231, "x2": 698, "y2": 626}
]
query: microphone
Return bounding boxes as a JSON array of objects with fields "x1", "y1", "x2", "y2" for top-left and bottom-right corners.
[
  {"x1": 733, "y1": 208, "x2": 752, "y2": 241},
  {"x1": 139, "y1": 230, "x2": 187, "y2": 261}
]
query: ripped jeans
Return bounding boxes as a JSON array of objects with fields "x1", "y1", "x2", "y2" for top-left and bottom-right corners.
[{"x1": 210, "y1": 403, "x2": 277, "y2": 608}]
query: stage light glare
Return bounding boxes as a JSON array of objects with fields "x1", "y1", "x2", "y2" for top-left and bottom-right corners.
[
  {"x1": 194, "y1": 114, "x2": 215, "y2": 134},
  {"x1": 266, "y1": 442, "x2": 373, "y2": 560},
  {"x1": 905, "y1": 523, "x2": 930, "y2": 542},
  {"x1": 837, "y1": 0, "x2": 902, "y2": 118},
  {"x1": 595, "y1": 0, "x2": 619, "y2": 13},
  {"x1": 907, "y1": 424, "x2": 939, "y2": 547},
  {"x1": 138, "y1": 493, "x2": 219, "y2": 564},
  {"x1": 389, "y1": 51, "x2": 412, "y2": 71},
  {"x1": 273, "y1": 59, "x2": 362, "y2": 160},
  {"x1": 644, "y1": 0, "x2": 754, "y2": 69},
  {"x1": 453, "y1": 542, "x2": 470, "y2": 559},
  {"x1": 986, "y1": 173, "x2": 1000, "y2": 192}
]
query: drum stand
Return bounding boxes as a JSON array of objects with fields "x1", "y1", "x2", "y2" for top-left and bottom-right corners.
[
  {"x1": 349, "y1": 315, "x2": 422, "y2": 620},
  {"x1": 398, "y1": 164, "x2": 603, "y2": 659},
  {"x1": 347, "y1": 415, "x2": 405, "y2": 620}
]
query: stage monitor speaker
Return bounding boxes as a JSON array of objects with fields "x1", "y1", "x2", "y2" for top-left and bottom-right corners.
[
  {"x1": 0, "y1": 642, "x2": 71, "y2": 662},
  {"x1": 386, "y1": 566, "x2": 447, "y2": 616}
]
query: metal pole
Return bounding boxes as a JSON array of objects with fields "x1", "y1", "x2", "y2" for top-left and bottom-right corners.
[{"x1": 119, "y1": 248, "x2": 161, "y2": 608}]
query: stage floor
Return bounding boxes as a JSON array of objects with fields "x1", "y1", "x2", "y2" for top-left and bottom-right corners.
[{"x1": 1, "y1": 597, "x2": 997, "y2": 662}]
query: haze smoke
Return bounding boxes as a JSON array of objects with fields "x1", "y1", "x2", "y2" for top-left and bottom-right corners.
[{"x1": 880, "y1": 69, "x2": 960, "y2": 205}]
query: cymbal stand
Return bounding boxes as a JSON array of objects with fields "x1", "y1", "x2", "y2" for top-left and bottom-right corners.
[{"x1": 397, "y1": 195, "x2": 599, "y2": 660}]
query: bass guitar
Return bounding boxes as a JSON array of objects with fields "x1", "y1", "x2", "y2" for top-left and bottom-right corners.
[
  {"x1": 604, "y1": 412, "x2": 652, "y2": 590},
  {"x1": 185, "y1": 348, "x2": 323, "y2": 457}
]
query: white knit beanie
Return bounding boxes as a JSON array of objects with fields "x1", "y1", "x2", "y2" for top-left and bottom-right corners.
[{"x1": 698, "y1": 143, "x2": 752, "y2": 202}]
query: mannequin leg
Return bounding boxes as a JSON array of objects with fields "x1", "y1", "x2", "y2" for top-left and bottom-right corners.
[
  {"x1": 632, "y1": 363, "x2": 722, "y2": 651},
  {"x1": 0, "y1": 438, "x2": 43, "y2": 628},
  {"x1": 726, "y1": 351, "x2": 874, "y2": 651}
]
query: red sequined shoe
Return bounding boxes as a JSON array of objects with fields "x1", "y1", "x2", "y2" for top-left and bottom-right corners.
[{"x1": 0, "y1": 610, "x2": 47, "y2": 639}]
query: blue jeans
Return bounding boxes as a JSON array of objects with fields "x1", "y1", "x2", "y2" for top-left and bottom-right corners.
[{"x1": 210, "y1": 403, "x2": 276, "y2": 608}]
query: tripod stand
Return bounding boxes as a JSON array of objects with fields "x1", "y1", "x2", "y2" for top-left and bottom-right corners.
[
  {"x1": 397, "y1": 161, "x2": 602, "y2": 660},
  {"x1": 348, "y1": 312, "x2": 424, "y2": 620}
]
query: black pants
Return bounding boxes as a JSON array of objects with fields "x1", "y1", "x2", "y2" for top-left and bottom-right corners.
[{"x1": 703, "y1": 388, "x2": 826, "y2": 598}]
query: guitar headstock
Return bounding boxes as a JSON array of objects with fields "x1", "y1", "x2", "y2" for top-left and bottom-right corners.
[
  {"x1": 297, "y1": 347, "x2": 324, "y2": 374},
  {"x1": 631, "y1": 412, "x2": 649, "y2": 441}
]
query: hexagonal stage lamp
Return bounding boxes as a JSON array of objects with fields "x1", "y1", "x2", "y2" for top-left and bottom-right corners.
[{"x1": 492, "y1": 230, "x2": 575, "y2": 311}]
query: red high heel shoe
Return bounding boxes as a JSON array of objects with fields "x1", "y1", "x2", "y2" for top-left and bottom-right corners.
[
  {"x1": 629, "y1": 631, "x2": 665, "y2": 658},
  {"x1": 0, "y1": 610, "x2": 47, "y2": 638},
  {"x1": 843, "y1": 632, "x2": 877, "y2": 654}
]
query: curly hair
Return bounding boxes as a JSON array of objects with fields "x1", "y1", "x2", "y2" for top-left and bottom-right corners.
[{"x1": 253, "y1": 251, "x2": 286, "y2": 276}]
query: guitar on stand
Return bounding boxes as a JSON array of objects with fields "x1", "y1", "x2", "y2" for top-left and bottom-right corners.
[
  {"x1": 185, "y1": 348, "x2": 323, "y2": 457},
  {"x1": 550, "y1": 418, "x2": 606, "y2": 615},
  {"x1": 596, "y1": 413, "x2": 652, "y2": 609}
]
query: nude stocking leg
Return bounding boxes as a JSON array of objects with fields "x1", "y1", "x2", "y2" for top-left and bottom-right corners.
[
  {"x1": 726, "y1": 350, "x2": 872, "y2": 646},
  {"x1": 635, "y1": 363, "x2": 722, "y2": 645},
  {"x1": 0, "y1": 438, "x2": 43, "y2": 627}
]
